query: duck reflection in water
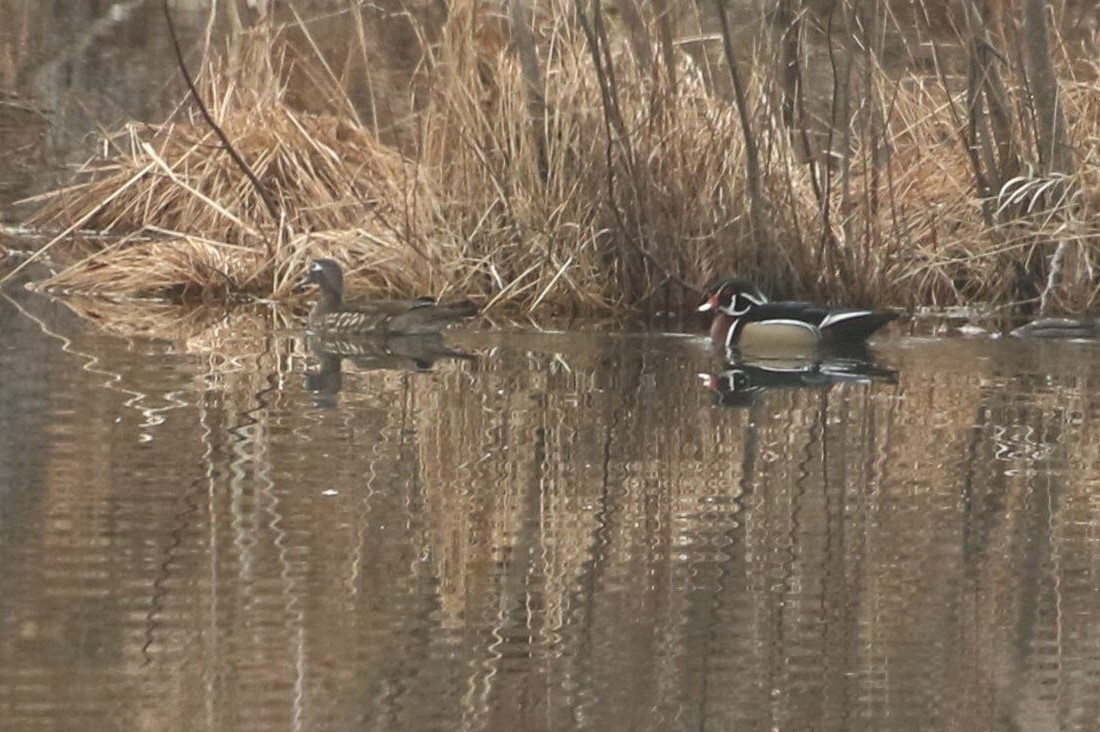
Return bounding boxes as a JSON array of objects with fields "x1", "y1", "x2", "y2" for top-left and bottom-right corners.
[
  {"x1": 699, "y1": 355, "x2": 898, "y2": 408},
  {"x1": 1010, "y1": 317, "x2": 1100, "y2": 340},
  {"x1": 306, "y1": 333, "x2": 476, "y2": 407}
]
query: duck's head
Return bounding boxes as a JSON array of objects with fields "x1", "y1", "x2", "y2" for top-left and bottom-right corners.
[
  {"x1": 697, "y1": 278, "x2": 768, "y2": 316},
  {"x1": 307, "y1": 258, "x2": 345, "y2": 297}
]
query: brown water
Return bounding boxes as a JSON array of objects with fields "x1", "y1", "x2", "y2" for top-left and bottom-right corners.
[{"x1": 1, "y1": 274, "x2": 1100, "y2": 732}]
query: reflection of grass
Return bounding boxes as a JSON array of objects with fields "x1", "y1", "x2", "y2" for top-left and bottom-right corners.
[
  {"x1": 53, "y1": 296, "x2": 298, "y2": 346},
  {"x1": 16, "y1": 291, "x2": 1100, "y2": 723},
  {"x1": 21, "y1": 2, "x2": 1100, "y2": 317}
]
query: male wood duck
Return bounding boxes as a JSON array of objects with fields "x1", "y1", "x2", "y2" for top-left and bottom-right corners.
[
  {"x1": 697, "y1": 278, "x2": 898, "y2": 354},
  {"x1": 699, "y1": 357, "x2": 898, "y2": 408},
  {"x1": 304, "y1": 259, "x2": 479, "y2": 335}
]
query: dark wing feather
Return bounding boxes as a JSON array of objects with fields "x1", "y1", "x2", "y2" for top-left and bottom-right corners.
[
  {"x1": 747, "y1": 301, "x2": 832, "y2": 327},
  {"x1": 747, "y1": 301, "x2": 897, "y2": 342}
]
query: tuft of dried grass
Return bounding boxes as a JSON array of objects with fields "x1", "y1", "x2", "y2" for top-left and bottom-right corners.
[
  {"x1": 25, "y1": 28, "x2": 460, "y2": 303},
  {"x1": 18, "y1": 0, "x2": 1100, "y2": 319}
]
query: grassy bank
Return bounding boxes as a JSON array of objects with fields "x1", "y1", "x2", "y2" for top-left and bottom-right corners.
[{"x1": 19, "y1": 1, "x2": 1100, "y2": 316}]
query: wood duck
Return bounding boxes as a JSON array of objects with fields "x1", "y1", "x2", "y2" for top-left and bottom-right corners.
[
  {"x1": 306, "y1": 333, "x2": 476, "y2": 407},
  {"x1": 311, "y1": 333, "x2": 476, "y2": 371},
  {"x1": 305, "y1": 259, "x2": 479, "y2": 335},
  {"x1": 697, "y1": 279, "x2": 898, "y2": 354},
  {"x1": 699, "y1": 357, "x2": 898, "y2": 408}
]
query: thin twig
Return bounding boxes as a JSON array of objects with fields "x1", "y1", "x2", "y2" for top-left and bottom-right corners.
[{"x1": 162, "y1": 0, "x2": 281, "y2": 223}]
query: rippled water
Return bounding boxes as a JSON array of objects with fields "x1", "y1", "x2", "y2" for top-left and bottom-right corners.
[{"x1": 0, "y1": 277, "x2": 1098, "y2": 732}]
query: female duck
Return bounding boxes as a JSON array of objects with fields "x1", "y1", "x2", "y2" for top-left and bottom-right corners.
[{"x1": 305, "y1": 259, "x2": 478, "y2": 335}]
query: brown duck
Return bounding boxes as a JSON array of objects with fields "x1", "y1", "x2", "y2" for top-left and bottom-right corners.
[{"x1": 304, "y1": 259, "x2": 479, "y2": 335}]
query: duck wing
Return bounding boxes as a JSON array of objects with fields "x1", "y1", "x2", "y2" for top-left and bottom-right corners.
[
  {"x1": 341, "y1": 297, "x2": 479, "y2": 335},
  {"x1": 748, "y1": 301, "x2": 832, "y2": 327},
  {"x1": 747, "y1": 301, "x2": 897, "y2": 343}
]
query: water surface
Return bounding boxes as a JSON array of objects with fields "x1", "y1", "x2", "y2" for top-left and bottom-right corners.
[{"x1": 1, "y1": 280, "x2": 1099, "y2": 732}]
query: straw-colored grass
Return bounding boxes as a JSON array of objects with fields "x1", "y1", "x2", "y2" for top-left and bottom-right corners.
[{"x1": 19, "y1": 1, "x2": 1100, "y2": 317}]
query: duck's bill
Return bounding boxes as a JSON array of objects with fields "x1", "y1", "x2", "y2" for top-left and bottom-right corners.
[{"x1": 697, "y1": 297, "x2": 716, "y2": 313}]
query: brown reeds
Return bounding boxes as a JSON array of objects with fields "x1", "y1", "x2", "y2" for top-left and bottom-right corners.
[{"x1": 18, "y1": 0, "x2": 1100, "y2": 317}]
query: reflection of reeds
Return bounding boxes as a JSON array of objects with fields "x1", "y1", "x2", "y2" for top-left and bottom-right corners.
[
  {"x1": 54, "y1": 295, "x2": 299, "y2": 348},
  {"x1": 11, "y1": 301, "x2": 1100, "y2": 725},
  {"x1": 19, "y1": 2, "x2": 1099, "y2": 317}
]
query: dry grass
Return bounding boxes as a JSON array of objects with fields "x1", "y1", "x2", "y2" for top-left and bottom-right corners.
[
  {"x1": 27, "y1": 32, "x2": 461, "y2": 302},
  {"x1": 19, "y1": 0, "x2": 1100, "y2": 317}
]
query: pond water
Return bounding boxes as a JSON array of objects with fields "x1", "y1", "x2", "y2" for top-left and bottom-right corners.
[{"x1": 2, "y1": 274, "x2": 1100, "y2": 732}]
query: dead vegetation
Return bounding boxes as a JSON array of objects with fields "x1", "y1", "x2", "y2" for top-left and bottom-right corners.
[{"x1": 16, "y1": 0, "x2": 1100, "y2": 317}]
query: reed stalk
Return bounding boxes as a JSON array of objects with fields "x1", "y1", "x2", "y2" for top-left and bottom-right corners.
[{"x1": 17, "y1": 0, "x2": 1099, "y2": 317}]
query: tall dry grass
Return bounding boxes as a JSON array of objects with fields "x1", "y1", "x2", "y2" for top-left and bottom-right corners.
[{"x1": 19, "y1": 0, "x2": 1100, "y2": 316}]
